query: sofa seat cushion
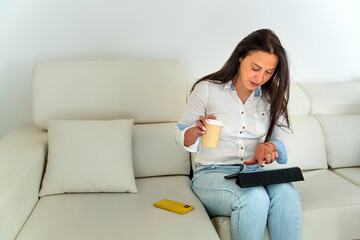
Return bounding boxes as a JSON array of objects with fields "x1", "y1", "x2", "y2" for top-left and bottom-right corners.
[
  {"x1": 332, "y1": 167, "x2": 360, "y2": 187},
  {"x1": 17, "y1": 176, "x2": 219, "y2": 240},
  {"x1": 210, "y1": 170, "x2": 360, "y2": 240}
]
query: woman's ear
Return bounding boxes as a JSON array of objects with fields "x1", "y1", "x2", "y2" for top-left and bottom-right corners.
[{"x1": 239, "y1": 57, "x2": 243, "y2": 63}]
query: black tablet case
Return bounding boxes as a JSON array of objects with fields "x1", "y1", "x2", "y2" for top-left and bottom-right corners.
[{"x1": 235, "y1": 167, "x2": 304, "y2": 188}]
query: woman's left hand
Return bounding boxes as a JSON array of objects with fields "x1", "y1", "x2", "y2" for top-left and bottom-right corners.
[{"x1": 243, "y1": 143, "x2": 278, "y2": 167}]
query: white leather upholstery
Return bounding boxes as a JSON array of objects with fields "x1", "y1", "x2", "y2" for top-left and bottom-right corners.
[
  {"x1": 288, "y1": 82, "x2": 311, "y2": 116},
  {"x1": 0, "y1": 124, "x2": 47, "y2": 240},
  {"x1": 298, "y1": 81, "x2": 360, "y2": 115},
  {"x1": 332, "y1": 167, "x2": 360, "y2": 187},
  {"x1": 16, "y1": 176, "x2": 220, "y2": 240},
  {"x1": 32, "y1": 59, "x2": 186, "y2": 130},
  {"x1": 211, "y1": 170, "x2": 360, "y2": 240},
  {"x1": 294, "y1": 170, "x2": 360, "y2": 239},
  {"x1": 133, "y1": 123, "x2": 190, "y2": 178},
  {"x1": 295, "y1": 170, "x2": 360, "y2": 209},
  {"x1": 316, "y1": 115, "x2": 360, "y2": 168}
]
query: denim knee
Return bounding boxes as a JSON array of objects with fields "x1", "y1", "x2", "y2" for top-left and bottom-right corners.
[
  {"x1": 232, "y1": 186, "x2": 270, "y2": 212},
  {"x1": 265, "y1": 183, "x2": 301, "y2": 203}
]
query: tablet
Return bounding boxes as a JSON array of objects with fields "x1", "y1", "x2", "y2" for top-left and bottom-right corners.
[{"x1": 229, "y1": 167, "x2": 304, "y2": 188}]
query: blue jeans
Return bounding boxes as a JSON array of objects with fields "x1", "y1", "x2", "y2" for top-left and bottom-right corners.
[{"x1": 191, "y1": 164, "x2": 302, "y2": 240}]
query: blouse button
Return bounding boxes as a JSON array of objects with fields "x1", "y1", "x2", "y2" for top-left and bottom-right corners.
[
  {"x1": 242, "y1": 126, "x2": 245, "y2": 129},
  {"x1": 241, "y1": 147, "x2": 244, "y2": 150},
  {"x1": 241, "y1": 111, "x2": 244, "y2": 114},
  {"x1": 262, "y1": 113, "x2": 265, "y2": 116}
]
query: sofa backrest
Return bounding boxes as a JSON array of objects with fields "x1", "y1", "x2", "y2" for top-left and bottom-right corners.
[
  {"x1": 299, "y1": 81, "x2": 360, "y2": 169},
  {"x1": 32, "y1": 59, "x2": 190, "y2": 177},
  {"x1": 316, "y1": 115, "x2": 360, "y2": 168},
  {"x1": 298, "y1": 81, "x2": 360, "y2": 115},
  {"x1": 133, "y1": 123, "x2": 190, "y2": 177},
  {"x1": 33, "y1": 59, "x2": 186, "y2": 128}
]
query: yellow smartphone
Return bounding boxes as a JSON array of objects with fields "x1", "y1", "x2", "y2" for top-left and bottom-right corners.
[{"x1": 154, "y1": 199, "x2": 194, "y2": 214}]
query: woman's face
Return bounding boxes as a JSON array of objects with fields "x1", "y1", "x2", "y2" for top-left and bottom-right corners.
[{"x1": 237, "y1": 50, "x2": 279, "y2": 91}]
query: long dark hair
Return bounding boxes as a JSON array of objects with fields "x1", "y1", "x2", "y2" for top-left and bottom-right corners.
[{"x1": 192, "y1": 29, "x2": 291, "y2": 142}]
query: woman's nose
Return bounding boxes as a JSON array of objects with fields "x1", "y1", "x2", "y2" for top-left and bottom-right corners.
[{"x1": 256, "y1": 71, "x2": 266, "y2": 81}]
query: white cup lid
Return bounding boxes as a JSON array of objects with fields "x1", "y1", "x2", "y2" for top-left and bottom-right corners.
[{"x1": 206, "y1": 119, "x2": 223, "y2": 126}]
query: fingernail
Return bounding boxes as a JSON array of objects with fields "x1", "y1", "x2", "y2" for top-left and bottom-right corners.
[
  {"x1": 205, "y1": 120, "x2": 209, "y2": 123},
  {"x1": 203, "y1": 127, "x2": 206, "y2": 131}
]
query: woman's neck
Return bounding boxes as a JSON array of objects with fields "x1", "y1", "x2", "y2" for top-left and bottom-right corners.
[{"x1": 233, "y1": 79, "x2": 252, "y2": 104}]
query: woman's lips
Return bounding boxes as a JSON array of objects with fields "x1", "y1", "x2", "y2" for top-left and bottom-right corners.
[{"x1": 250, "y1": 81, "x2": 259, "y2": 87}]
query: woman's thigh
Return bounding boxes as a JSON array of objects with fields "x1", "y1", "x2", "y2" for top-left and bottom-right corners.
[
  {"x1": 264, "y1": 182, "x2": 301, "y2": 207},
  {"x1": 191, "y1": 165, "x2": 269, "y2": 217}
]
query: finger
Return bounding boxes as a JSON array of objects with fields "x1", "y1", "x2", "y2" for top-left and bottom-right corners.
[
  {"x1": 198, "y1": 128, "x2": 206, "y2": 136},
  {"x1": 243, "y1": 158, "x2": 257, "y2": 165},
  {"x1": 207, "y1": 115, "x2": 218, "y2": 120},
  {"x1": 193, "y1": 124, "x2": 205, "y2": 137},
  {"x1": 258, "y1": 157, "x2": 265, "y2": 167},
  {"x1": 275, "y1": 151, "x2": 279, "y2": 159},
  {"x1": 271, "y1": 152, "x2": 276, "y2": 162},
  {"x1": 265, "y1": 154, "x2": 272, "y2": 164},
  {"x1": 196, "y1": 120, "x2": 206, "y2": 131},
  {"x1": 199, "y1": 115, "x2": 208, "y2": 125}
]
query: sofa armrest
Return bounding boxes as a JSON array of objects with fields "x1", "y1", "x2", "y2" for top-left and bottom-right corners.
[{"x1": 0, "y1": 123, "x2": 47, "y2": 240}]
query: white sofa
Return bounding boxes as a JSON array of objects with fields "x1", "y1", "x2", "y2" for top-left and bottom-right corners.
[{"x1": 0, "y1": 59, "x2": 359, "y2": 240}]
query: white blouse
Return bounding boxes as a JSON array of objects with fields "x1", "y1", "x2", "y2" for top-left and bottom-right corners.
[{"x1": 175, "y1": 80, "x2": 292, "y2": 166}]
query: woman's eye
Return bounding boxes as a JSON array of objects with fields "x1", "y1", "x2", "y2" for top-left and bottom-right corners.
[
  {"x1": 266, "y1": 71, "x2": 273, "y2": 75},
  {"x1": 252, "y1": 68, "x2": 260, "y2": 72}
]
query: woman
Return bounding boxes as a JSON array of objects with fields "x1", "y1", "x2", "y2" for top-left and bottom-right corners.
[{"x1": 175, "y1": 29, "x2": 301, "y2": 240}]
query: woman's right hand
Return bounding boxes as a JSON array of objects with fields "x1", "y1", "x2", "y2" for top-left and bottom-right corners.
[{"x1": 184, "y1": 115, "x2": 218, "y2": 147}]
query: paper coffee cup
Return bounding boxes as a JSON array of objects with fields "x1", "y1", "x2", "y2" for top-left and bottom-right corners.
[{"x1": 202, "y1": 119, "x2": 223, "y2": 148}]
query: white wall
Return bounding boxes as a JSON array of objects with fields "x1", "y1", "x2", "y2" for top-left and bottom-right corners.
[{"x1": 1, "y1": 0, "x2": 360, "y2": 138}]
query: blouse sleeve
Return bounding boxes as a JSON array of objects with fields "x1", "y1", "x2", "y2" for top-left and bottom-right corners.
[{"x1": 174, "y1": 81, "x2": 208, "y2": 152}]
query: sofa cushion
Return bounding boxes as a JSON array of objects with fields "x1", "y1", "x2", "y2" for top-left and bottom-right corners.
[
  {"x1": 133, "y1": 123, "x2": 190, "y2": 178},
  {"x1": 315, "y1": 115, "x2": 360, "y2": 168},
  {"x1": 298, "y1": 81, "x2": 360, "y2": 115},
  {"x1": 294, "y1": 169, "x2": 360, "y2": 209},
  {"x1": 17, "y1": 176, "x2": 220, "y2": 240},
  {"x1": 39, "y1": 119, "x2": 137, "y2": 197},
  {"x1": 332, "y1": 167, "x2": 360, "y2": 187},
  {"x1": 288, "y1": 82, "x2": 311, "y2": 116},
  {"x1": 32, "y1": 59, "x2": 186, "y2": 130},
  {"x1": 210, "y1": 170, "x2": 360, "y2": 240}
]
